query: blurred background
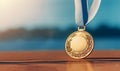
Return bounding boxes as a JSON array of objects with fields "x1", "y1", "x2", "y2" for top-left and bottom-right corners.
[{"x1": 0, "y1": 0, "x2": 120, "y2": 51}]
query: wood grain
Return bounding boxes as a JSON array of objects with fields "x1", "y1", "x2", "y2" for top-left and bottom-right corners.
[
  {"x1": 0, "y1": 51, "x2": 119, "y2": 71},
  {"x1": 0, "y1": 50, "x2": 119, "y2": 62}
]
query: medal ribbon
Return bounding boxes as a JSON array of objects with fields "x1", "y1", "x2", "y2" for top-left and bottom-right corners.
[
  {"x1": 81, "y1": 0, "x2": 88, "y2": 26},
  {"x1": 75, "y1": 0, "x2": 101, "y2": 27}
]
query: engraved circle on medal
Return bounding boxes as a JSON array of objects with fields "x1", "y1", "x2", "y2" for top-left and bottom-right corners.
[{"x1": 65, "y1": 31, "x2": 94, "y2": 59}]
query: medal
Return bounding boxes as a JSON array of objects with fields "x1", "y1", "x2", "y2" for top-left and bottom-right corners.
[{"x1": 65, "y1": 0, "x2": 101, "y2": 59}]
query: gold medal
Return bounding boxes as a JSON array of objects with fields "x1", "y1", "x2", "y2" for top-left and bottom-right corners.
[
  {"x1": 65, "y1": 0, "x2": 101, "y2": 59},
  {"x1": 65, "y1": 27, "x2": 94, "y2": 59}
]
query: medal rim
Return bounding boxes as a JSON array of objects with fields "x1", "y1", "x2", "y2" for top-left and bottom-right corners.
[{"x1": 65, "y1": 30, "x2": 94, "y2": 59}]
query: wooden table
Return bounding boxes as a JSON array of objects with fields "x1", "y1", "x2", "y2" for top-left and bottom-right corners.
[{"x1": 0, "y1": 50, "x2": 119, "y2": 71}]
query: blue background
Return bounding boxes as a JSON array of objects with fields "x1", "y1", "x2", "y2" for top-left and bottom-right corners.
[{"x1": 0, "y1": 0, "x2": 120, "y2": 51}]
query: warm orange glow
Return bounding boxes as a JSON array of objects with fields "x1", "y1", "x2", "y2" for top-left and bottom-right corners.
[
  {"x1": 0, "y1": 0, "x2": 47, "y2": 31},
  {"x1": 0, "y1": 0, "x2": 12, "y2": 6},
  {"x1": 0, "y1": 0, "x2": 71, "y2": 31}
]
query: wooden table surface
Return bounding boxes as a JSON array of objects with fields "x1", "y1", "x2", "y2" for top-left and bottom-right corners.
[{"x1": 0, "y1": 50, "x2": 119, "y2": 71}]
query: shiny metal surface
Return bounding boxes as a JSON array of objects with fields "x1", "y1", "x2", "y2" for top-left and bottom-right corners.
[{"x1": 65, "y1": 30, "x2": 94, "y2": 59}]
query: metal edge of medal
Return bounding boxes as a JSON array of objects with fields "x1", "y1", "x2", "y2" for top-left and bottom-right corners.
[{"x1": 65, "y1": 26, "x2": 94, "y2": 59}]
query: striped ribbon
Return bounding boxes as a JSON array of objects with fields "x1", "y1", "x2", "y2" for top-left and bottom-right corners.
[
  {"x1": 81, "y1": 0, "x2": 88, "y2": 26},
  {"x1": 75, "y1": 0, "x2": 101, "y2": 27}
]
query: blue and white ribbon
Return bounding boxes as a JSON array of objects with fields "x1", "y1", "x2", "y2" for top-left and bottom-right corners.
[{"x1": 74, "y1": 0, "x2": 101, "y2": 27}]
